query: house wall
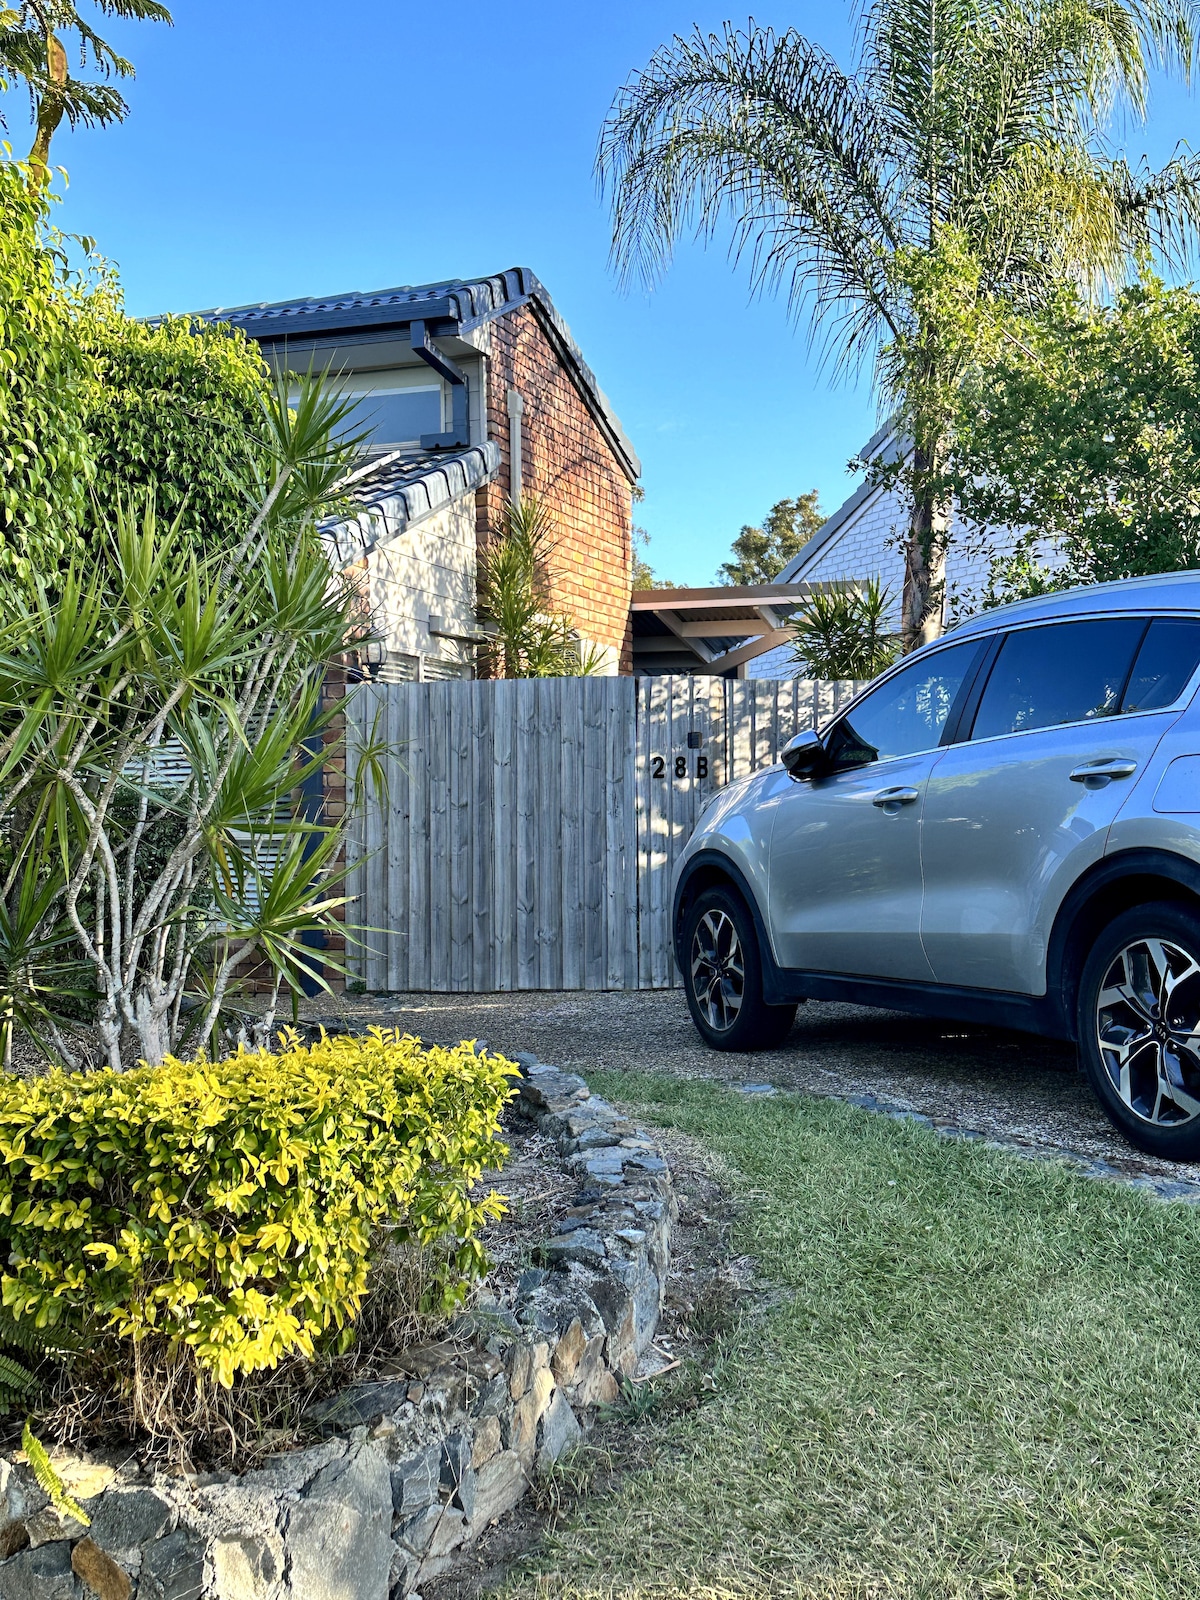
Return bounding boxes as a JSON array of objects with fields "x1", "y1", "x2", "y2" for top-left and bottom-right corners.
[
  {"x1": 477, "y1": 304, "x2": 634, "y2": 673},
  {"x1": 363, "y1": 496, "x2": 479, "y2": 680},
  {"x1": 748, "y1": 482, "x2": 1030, "y2": 681}
]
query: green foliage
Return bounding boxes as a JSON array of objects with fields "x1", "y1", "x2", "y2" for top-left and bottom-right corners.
[
  {"x1": 718, "y1": 492, "x2": 823, "y2": 586},
  {"x1": 0, "y1": 159, "x2": 94, "y2": 576},
  {"x1": 789, "y1": 578, "x2": 898, "y2": 679},
  {"x1": 1, "y1": 0, "x2": 172, "y2": 174},
  {"x1": 0, "y1": 1029, "x2": 517, "y2": 1388},
  {"x1": 0, "y1": 378, "x2": 364, "y2": 1072},
  {"x1": 479, "y1": 495, "x2": 606, "y2": 677},
  {"x1": 82, "y1": 307, "x2": 271, "y2": 543},
  {"x1": 22, "y1": 1422, "x2": 90, "y2": 1524},
  {"x1": 951, "y1": 279, "x2": 1200, "y2": 605},
  {"x1": 0, "y1": 155, "x2": 276, "y2": 578},
  {"x1": 599, "y1": 3, "x2": 1200, "y2": 643}
]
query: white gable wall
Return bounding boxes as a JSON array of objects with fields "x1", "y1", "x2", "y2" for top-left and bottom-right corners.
[{"x1": 748, "y1": 474, "x2": 1031, "y2": 680}]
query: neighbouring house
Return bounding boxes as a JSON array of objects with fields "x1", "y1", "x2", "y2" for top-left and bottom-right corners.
[
  {"x1": 634, "y1": 423, "x2": 1033, "y2": 679},
  {"x1": 194, "y1": 268, "x2": 641, "y2": 677}
]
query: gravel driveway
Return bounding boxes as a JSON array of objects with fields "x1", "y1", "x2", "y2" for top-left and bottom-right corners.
[{"x1": 324, "y1": 986, "x2": 1200, "y2": 1194}]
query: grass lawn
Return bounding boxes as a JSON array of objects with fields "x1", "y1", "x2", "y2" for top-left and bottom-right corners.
[{"x1": 505, "y1": 1071, "x2": 1200, "y2": 1600}]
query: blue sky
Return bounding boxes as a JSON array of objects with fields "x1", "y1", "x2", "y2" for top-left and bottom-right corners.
[{"x1": 4, "y1": 2, "x2": 1196, "y2": 584}]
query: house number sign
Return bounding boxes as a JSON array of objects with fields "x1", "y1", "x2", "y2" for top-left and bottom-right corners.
[{"x1": 650, "y1": 754, "x2": 709, "y2": 781}]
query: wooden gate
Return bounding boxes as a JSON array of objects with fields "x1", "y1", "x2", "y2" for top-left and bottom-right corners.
[{"x1": 344, "y1": 675, "x2": 860, "y2": 992}]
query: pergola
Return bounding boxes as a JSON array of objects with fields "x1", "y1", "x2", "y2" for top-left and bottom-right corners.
[{"x1": 630, "y1": 582, "x2": 846, "y2": 676}]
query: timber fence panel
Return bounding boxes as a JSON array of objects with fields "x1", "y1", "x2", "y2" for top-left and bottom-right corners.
[{"x1": 342, "y1": 674, "x2": 864, "y2": 994}]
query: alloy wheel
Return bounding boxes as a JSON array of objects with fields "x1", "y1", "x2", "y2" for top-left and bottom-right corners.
[
  {"x1": 690, "y1": 909, "x2": 745, "y2": 1032},
  {"x1": 1096, "y1": 937, "x2": 1200, "y2": 1126}
]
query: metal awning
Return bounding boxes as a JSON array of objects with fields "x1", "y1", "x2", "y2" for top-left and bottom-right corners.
[{"x1": 631, "y1": 582, "x2": 843, "y2": 676}]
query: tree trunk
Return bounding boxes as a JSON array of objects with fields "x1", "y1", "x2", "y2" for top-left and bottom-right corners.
[
  {"x1": 28, "y1": 35, "x2": 68, "y2": 182},
  {"x1": 900, "y1": 444, "x2": 950, "y2": 652}
]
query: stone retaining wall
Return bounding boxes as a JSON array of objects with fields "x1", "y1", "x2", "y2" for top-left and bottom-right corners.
[{"x1": 0, "y1": 1056, "x2": 673, "y2": 1600}]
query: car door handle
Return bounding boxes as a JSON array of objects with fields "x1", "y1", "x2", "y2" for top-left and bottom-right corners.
[
  {"x1": 872, "y1": 786, "x2": 920, "y2": 808},
  {"x1": 1069, "y1": 758, "x2": 1138, "y2": 786}
]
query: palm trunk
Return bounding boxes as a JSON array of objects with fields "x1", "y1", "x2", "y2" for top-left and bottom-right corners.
[{"x1": 900, "y1": 442, "x2": 950, "y2": 652}]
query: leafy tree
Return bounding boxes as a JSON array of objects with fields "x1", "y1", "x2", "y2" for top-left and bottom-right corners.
[
  {"x1": 789, "y1": 578, "x2": 898, "y2": 679},
  {"x1": 0, "y1": 0, "x2": 172, "y2": 179},
  {"x1": 0, "y1": 156, "x2": 274, "y2": 576},
  {"x1": 719, "y1": 491, "x2": 823, "y2": 585},
  {"x1": 950, "y1": 279, "x2": 1200, "y2": 605},
  {"x1": 0, "y1": 157, "x2": 94, "y2": 575},
  {"x1": 84, "y1": 305, "x2": 271, "y2": 542},
  {"x1": 599, "y1": 3, "x2": 1200, "y2": 652}
]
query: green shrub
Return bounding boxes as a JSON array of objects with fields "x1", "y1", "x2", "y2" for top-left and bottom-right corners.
[
  {"x1": 0, "y1": 154, "x2": 274, "y2": 578},
  {"x1": 0, "y1": 1029, "x2": 517, "y2": 1387}
]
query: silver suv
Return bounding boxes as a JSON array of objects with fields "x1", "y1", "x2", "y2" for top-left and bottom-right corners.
[{"x1": 674, "y1": 573, "x2": 1200, "y2": 1159}]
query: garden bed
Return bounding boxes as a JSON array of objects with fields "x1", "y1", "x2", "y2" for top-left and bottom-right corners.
[{"x1": 0, "y1": 1054, "x2": 676, "y2": 1600}]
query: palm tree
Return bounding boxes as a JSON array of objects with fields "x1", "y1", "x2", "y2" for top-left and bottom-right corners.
[
  {"x1": 599, "y1": 1, "x2": 1200, "y2": 648},
  {"x1": 0, "y1": 0, "x2": 171, "y2": 180}
]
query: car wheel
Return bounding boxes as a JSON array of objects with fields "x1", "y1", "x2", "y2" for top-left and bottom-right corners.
[
  {"x1": 1077, "y1": 900, "x2": 1200, "y2": 1160},
  {"x1": 682, "y1": 885, "x2": 796, "y2": 1052}
]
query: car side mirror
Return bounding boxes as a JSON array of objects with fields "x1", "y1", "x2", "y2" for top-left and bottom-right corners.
[{"x1": 781, "y1": 728, "x2": 826, "y2": 780}]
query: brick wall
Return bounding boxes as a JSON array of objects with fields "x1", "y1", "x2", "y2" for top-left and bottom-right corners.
[{"x1": 476, "y1": 304, "x2": 634, "y2": 672}]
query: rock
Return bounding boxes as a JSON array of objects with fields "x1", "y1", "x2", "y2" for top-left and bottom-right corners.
[
  {"x1": 242, "y1": 1439, "x2": 345, "y2": 1498},
  {"x1": 394, "y1": 1502, "x2": 441, "y2": 1555},
  {"x1": 308, "y1": 1380, "x2": 411, "y2": 1430},
  {"x1": 536, "y1": 1392, "x2": 581, "y2": 1473},
  {"x1": 467, "y1": 1452, "x2": 526, "y2": 1533},
  {"x1": 55, "y1": 1462, "x2": 117, "y2": 1504},
  {"x1": 471, "y1": 1416, "x2": 502, "y2": 1469},
  {"x1": 514, "y1": 1267, "x2": 548, "y2": 1299},
  {"x1": 426, "y1": 1506, "x2": 467, "y2": 1561},
  {"x1": 517, "y1": 1069, "x2": 589, "y2": 1112},
  {"x1": 551, "y1": 1318, "x2": 588, "y2": 1386},
  {"x1": 86, "y1": 1488, "x2": 173, "y2": 1556},
  {"x1": 438, "y1": 1433, "x2": 470, "y2": 1496},
  {"x1": 506, "y1": 1368, "x2": 555, "y2": 1462},
  {"x1": 0, "y1": 1538, "x2": 80, "y2": 1598},
  {"x1": 0, "y1": 1520, "x2": 29, "y2": 1561},
  {"x1": 389, "y1": 1444, "x2": 441, "y2": 1516},
  {"x1": 544, "y1": 1229, "x2": 608, "y2": 1269},
  {"x1": 0, "y1": 1458, "x2": 48, "y2": 1532},
  {"x1": 70, "y1": 1537, "x2": 132, "y2": 1600},
  {"x1": 471, "y1": 1375, "x2": 510, "y2": 1419},
  {"x1": 395, "y1": 1341, "x2": 463, "y2": 1379},
  {"x1": 285, "y1": 1497, "x2": 392, "y2": 1600},
  {"x1": 25, "y1": 1505, "x2": 89, "y2": 1546},
  {"x1": 506, "y1": 1342, "x2": 532, "y2": 1401},
  {"x1": 137, "y1": 1528, "x2": 206, "y2": 1600},
  {"x1": 564, "y1": 1337, "x2": 620, "y2": 1408},
  {"x1": 304, "y1": 1441, "x2": 391, "y2": 1525},
  {"x1": 209, "y1": 1533, "x2": 281, "y2": 1600}
]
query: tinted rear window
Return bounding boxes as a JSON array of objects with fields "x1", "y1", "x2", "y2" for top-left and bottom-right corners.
[
  {"x1": 1121, "y1": 618, "x2": 1200, "y2": 712},
  {"x1": 970, "y1": 618, "x2": 1145, "y2": 741}
]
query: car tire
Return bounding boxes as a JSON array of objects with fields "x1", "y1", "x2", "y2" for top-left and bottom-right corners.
[
  {"x1": 681, "y1": 885, "x2": 797, "y2": 1052},
  {"x1": 1077, "y1": 900, "x2": 1200, "y2": 1160}
]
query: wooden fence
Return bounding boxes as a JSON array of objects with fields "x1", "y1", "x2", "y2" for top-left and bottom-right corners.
[{"x1": 344, "y1": 674, "x2": 861, "y2": 992}]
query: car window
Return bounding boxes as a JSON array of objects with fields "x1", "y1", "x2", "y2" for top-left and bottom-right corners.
[
  {"x1": 1121, "y1": 618, "x2": 1200, "y2": 712},
  {"x1": 970, "y1": 618, "x2": 1145, "y2": 742},
  {"x1": 824, "y1": 640, "x2": 982, "y2": 769}
]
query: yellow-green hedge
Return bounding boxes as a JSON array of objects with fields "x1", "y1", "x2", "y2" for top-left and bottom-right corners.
[{"x1": 0, "y1": 1029, "x2": 517, "y2": 1386}]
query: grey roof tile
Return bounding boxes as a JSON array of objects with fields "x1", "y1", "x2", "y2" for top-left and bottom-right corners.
[{"x1": 323, "y1": 442, "x2": 501, "y2": 566}]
